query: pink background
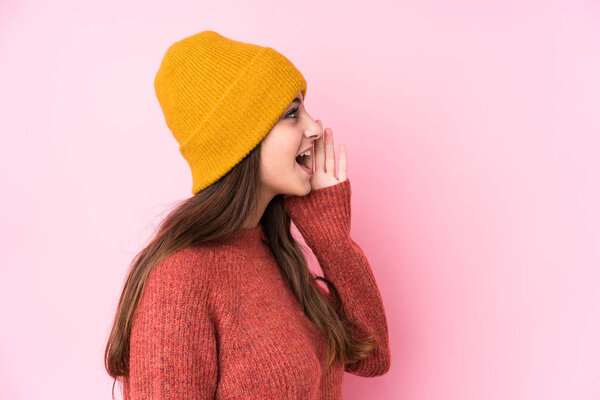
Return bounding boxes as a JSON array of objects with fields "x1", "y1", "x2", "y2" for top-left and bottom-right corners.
[{"x1": 1, "y1": 0, "x2": 599, "y2": 399}]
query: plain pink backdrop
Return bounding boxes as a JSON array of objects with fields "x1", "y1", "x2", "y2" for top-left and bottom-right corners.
[{"x1": 1, "y1": 0, "x2": 599, "y2": 399}]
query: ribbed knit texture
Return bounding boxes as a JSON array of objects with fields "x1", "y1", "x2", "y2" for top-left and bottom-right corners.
[
  {"x1": 154, "y1": 30, "x2": 307, "y2": 195},
  {"x1": 124, "y1": 179, "x2": 391, "y2": 399}
]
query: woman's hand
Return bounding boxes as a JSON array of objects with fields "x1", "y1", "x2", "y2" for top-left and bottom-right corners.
[{"x1": 310, "y1": 120, "x2": 348, "y2": 191}]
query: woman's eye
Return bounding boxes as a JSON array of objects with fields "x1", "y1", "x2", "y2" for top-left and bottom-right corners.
[{"x1": 286, "y1": 107, "x2": 299, "y2": 119}]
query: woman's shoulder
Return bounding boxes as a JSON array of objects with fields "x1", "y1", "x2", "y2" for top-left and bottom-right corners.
[
  {"x1": 148, "y1": 245, "x2": 222, "y2": 286},
  {"x1": 147, "y1": 243, "x2": 254, "y2": 293}
]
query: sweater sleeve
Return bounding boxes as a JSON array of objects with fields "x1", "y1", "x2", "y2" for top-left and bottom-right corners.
[
  {"x1": 283, "y1": 178, "x2": 391, "y2": 377},
  {"x1": 126, "y1": 248, "x2": 219, "y2": 399}
]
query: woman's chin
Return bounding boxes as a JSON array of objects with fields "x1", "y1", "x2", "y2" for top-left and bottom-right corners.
[
  {"x1": 290, "y1": 178, "x2": 312, "y2": 197},
  {"x1": 300, "y1": 174, "x2": 313, "y2": 192}
]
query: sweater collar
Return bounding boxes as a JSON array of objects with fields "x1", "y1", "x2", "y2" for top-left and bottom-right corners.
[{"x1": 224, "y1": 223, "x2": 269, "y2": 248}]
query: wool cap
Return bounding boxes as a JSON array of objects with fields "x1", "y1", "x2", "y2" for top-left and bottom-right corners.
[{"x1": 154, "y1": 30, "x2": 307, "y2": 194}]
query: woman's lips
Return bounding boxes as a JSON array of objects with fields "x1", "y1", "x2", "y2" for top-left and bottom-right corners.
[
  {"x1": 298, "y1": 162, "x2": 312, "y2": 174},
  {"x1": 296, "y1": 154, "x2": 313, "y2": 174}
]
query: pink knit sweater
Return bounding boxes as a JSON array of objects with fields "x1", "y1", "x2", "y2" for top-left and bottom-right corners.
[{"x1": 124, "y1": 179, "x2": 390, "y2": 399}]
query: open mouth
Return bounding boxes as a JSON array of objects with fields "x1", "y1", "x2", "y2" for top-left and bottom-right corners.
[{"x1": 295, "y1": 150, "x2": 313, "y2": 174}]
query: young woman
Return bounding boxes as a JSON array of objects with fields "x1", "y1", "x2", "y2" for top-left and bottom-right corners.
[{"x1": 104, "y1": 30, "x2": 390, "y2": 399}]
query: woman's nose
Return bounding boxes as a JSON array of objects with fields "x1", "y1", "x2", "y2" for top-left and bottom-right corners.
[{"x1": 309, "y1": 119, "x2": 323, "y2": 139}]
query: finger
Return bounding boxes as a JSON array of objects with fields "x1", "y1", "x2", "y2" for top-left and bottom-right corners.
[
  {"x1": 325, "y1": 128, "x2": 335, "y2": 175},
  {"x1": 338, "y1": 144, "x2": 347, "y2": 182},
  {"x1": 314, "y1": 120, "x2": 325, "y2": 172}
]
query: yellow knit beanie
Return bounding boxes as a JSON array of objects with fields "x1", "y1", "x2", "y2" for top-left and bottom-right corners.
[{"x1": 154, "y1": 30, "x2": 307, "y2": 195}]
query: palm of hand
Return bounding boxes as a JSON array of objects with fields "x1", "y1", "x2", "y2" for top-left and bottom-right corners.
[{"x1": 310, "y1": 120, "x2": 348, "y2": 191}]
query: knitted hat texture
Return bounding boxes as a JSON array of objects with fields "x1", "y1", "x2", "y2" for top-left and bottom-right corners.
[{"x1": 154, "y1": 30, "x2": 307, "y2": 194}]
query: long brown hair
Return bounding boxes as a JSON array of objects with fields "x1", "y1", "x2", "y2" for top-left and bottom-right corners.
[{"x1": 103, "y1": 141, "x2": 377, "y2": 398}]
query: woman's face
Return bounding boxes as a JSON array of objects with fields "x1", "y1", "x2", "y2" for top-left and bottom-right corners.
[{"x1": 259, "y1": 91, "x2": 322, "y2": 198}]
